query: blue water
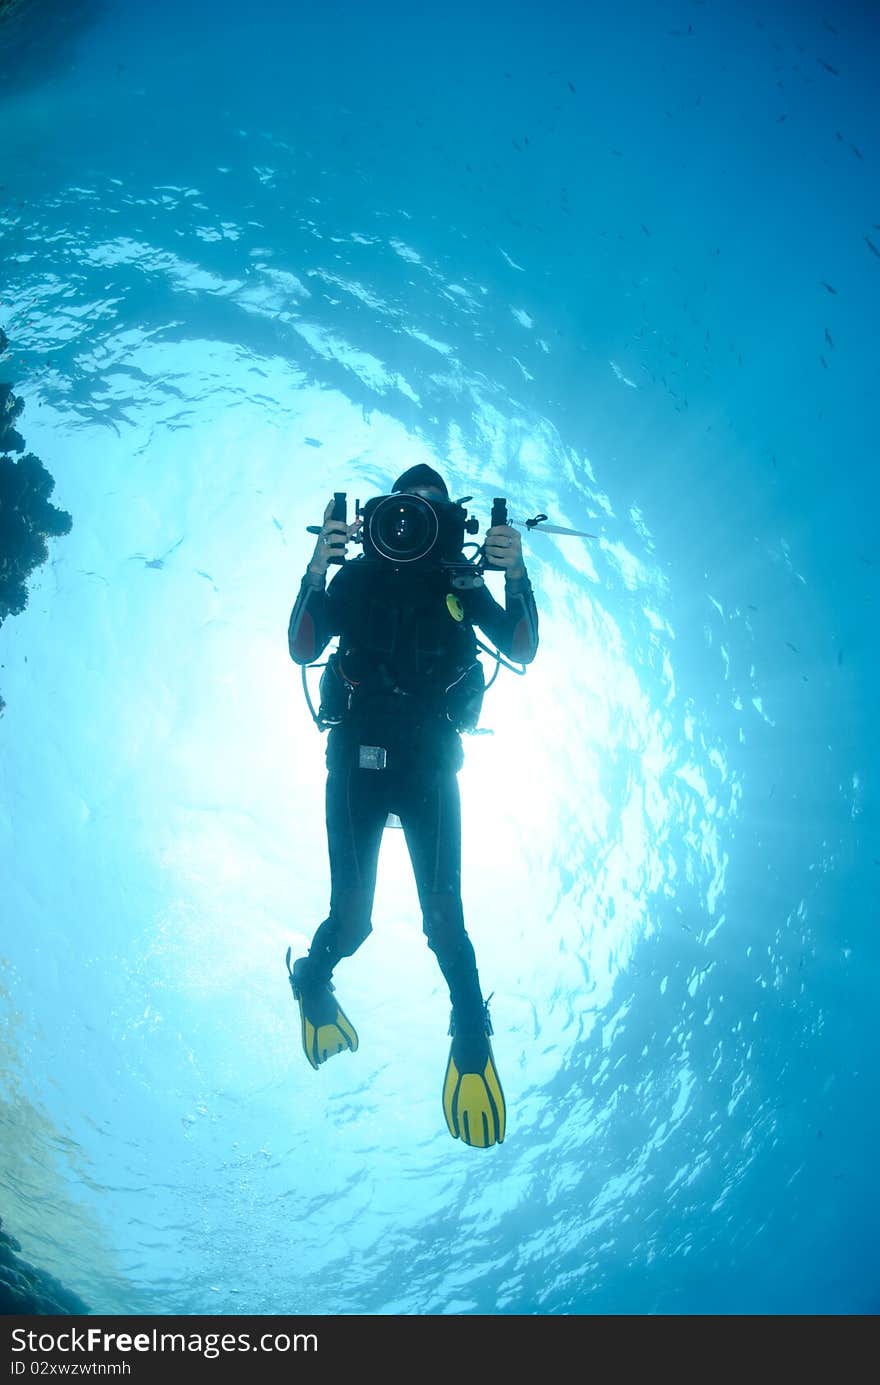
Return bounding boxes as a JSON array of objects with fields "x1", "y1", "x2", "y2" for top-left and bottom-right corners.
[{"x1": 1, "y1": 0, "x2": 877, "y2": 1316}]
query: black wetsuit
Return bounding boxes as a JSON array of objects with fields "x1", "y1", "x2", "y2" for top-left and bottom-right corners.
[{"x1": 288, "y1": 555, "x2": 539, "y2": 1026}]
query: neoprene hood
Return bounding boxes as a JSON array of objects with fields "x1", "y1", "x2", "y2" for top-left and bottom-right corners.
[{"x1": 391, "y1": 464, "x2": 449, "y2": 498}]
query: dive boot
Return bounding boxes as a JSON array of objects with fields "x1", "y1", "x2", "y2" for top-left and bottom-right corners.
[
  {"x1": 442, "y1": 1001, "x2": 506, "y2": 1148},
  {"x1": 286, "y1": 948, "x2": 358, "y2": 1070}
]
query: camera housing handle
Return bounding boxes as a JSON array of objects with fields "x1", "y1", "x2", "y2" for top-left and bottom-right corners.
[
  {"x1": 326, "y1": 492, "x2": 348, "y2": 566},
  {"x1": 481, "y1": 496, "x2": 508, "y2": 571}
]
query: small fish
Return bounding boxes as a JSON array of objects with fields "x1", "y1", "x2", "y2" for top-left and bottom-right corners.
[
  {"x1": 820, "y1": 354, "x2": 828, "y2": 368},
  {"x1": 748, "y1": 604, "x2": 758, "y2": 611},
  {"x1": 835, "y1": 130, "x2": 844, "y2": 142},
  {"x1": 818, "y1": 58, "x2": 839, "y2": 75},
  {"x1": 823, "y1": 18, "x2": 838, "y2": 33},
  {"x1": 850, "y1": 144, "x2": 863, "y2": 160},
  {"x1": 777, "y1": 113, "x2": 787, "y2": 122},
  {"x1": 824, "y1": 327, "x2": 834, "y2": 347},
  {"x1": 512, "y1": 140, "x2": 522, "y2": 151},
  {"x1": 272, "y1": 518, "x2": 284, "y2": 532},
  {"x1": 865, "y1": 236, "x2": 880, "y2": 259},
  {"x1": 641, "y1": 223, "x2": 651, "y2": 236},
  {"x1": 821, "y1": 280, "x2": 838, "y2": 294},
  {"x1": 611, "y1": 148, "x2": 623, "y2": 157},
  {"x1": 568, "y1": 81, "x2": 576, "y2": 93},
  {"x1": 837, "y1": 649, "x2": 844, "y2": 666},
  {"x1": 786, "y1": 642, "x2": 799, "y2": 653},
  {"x1": 304, "y1": 437, "x2": 323, "y2": 447},
  {"x1": 129, "y1": 537, "x2": 184, "y2": 570}
]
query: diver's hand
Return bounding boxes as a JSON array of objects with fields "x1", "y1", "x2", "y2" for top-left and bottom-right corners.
[
  {"x1": 484, "y1": 524, "x2": 525, "y2": 580},
  {"x1": 308, "y1": 498, "x2": 362, "y2": 577}
]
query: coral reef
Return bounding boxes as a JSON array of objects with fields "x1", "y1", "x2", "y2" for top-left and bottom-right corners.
[
  {"x1": 0, "y1": 1218, "x2": 91, "y2": 1314},
  {"x1": 0, "y1": 358, "x2": 73, "y2": 714}
]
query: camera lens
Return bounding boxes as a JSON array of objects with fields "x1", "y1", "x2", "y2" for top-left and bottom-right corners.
[{"x1": 369, "y1": 495, "x2": 439, "y2": 562}]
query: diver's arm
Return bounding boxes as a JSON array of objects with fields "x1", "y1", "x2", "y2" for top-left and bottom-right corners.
[
  {"x1": 287, "y1": 500, "x2": 360, "y2": 665},
  {"x1": 288, "y1": 560, "x2": 362, "y2": 664},
  {"x1": 288, "y1": 569, "x2": 334, "y2": 665},
  {"x1": 466, "y1": 522, "x2": 538, "y2": 663},
  {"x1": 465, "y1": 571, "x2": 539, "y2": 665}
]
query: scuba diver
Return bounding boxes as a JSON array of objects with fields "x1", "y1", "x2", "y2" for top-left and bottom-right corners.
[{"x1": 286, "y1": 464, "x2": 539, "y2": 1148}]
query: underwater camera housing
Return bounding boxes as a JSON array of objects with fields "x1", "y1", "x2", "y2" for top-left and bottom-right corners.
[{"x1": 360, "y1": 492, "x2": 484, "y2": 589}]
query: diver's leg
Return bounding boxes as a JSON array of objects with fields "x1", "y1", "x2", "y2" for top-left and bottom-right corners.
[
  {"x1": 288, "y1": 763, "x2": 389, "y2": 1068},
  {"x1": 398, "y1": 769, "x2": 484, "y2": 1022},
  {"x1": 400, "y1": 767, "x2": 506, "y2": 1145},
  {"x1": 302, "y1": 764, "x2": 389, "y2": 986}
]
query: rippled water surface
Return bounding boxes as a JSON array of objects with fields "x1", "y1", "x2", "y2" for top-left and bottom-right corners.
[{"x1": 1, "y1": 0, "x2": 877, "y2": 1315}]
